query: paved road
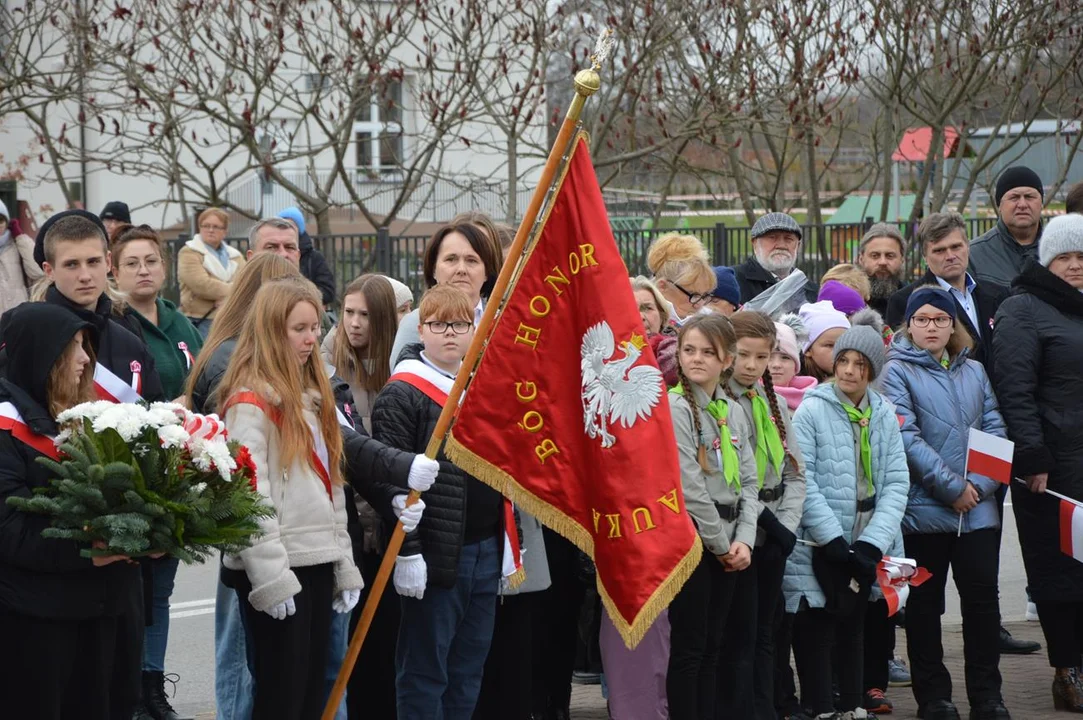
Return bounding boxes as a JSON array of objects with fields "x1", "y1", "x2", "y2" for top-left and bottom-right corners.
[{"x1": 165, "y1": 501, "x2": 1034, "y2": 717}]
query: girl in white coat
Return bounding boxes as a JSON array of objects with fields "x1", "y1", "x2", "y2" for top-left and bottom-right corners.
[{"x1": 218, "y1": 278, "x2": 364, "y2": 720}]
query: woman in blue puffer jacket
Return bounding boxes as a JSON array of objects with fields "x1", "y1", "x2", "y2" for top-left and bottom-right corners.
[
  {"x1": 880, "y1": 287, "x2": 1010, "y2": 720},
  {"x1": 785, "y1": 324, "x2": 909, "y2": 720}
]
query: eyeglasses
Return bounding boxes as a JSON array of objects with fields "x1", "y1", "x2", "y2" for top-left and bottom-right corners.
[
  {"x1": 120, "y1": 257, "x2": 163, "y2": 272},
  {"x1": 910, "y1": 315, "x2": 952, "y2": 328},
  {"x1": 424, "y1": 321, "x2": 472, "y2": 335},
  {"x1": 200, "y1": 224, "x2": 226, "y2": 232},
  {"x1": 671, "y1": 281, "x2": 710, "y2": 308}
]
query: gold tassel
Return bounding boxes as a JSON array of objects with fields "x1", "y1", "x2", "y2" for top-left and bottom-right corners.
[{"x1": 445, "y1": 431, "x2": 703, "y2": 648}]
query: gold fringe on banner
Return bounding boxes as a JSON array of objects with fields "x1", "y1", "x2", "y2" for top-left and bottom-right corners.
[{"x1": 445, "y1": 432, "x2": 703, "y2": 649}]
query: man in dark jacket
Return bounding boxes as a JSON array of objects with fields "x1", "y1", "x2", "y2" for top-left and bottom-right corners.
[
  {"x1": 968, "y1": 166, "x2": 1044, "y2": 289},
  {"x1": 32, "y1": 211, "x2": 165, "y2": 403},
  {"x1": 886, "y1": 212, "x2": 1007, "y2": 370},
  {"x1": 0, "y1": 303, "x2": 145, "y2": 718},
  {"x1": 734, "y1": 212, "x2": 818, "y2": 305},
  {"x1": 279, "y1": 206, "x2": 336, "y2": 306},
  {"x1": 856, "y1": 223, "x2": 907, "y2": 317}
]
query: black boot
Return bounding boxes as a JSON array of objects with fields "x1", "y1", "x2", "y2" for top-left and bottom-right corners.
[
  {"x1": 998, "y1": 626, "x2": 1040, "y2": 655},
  {"x1": 142, "y1": 671, "x2": 193, "y2": 720}
]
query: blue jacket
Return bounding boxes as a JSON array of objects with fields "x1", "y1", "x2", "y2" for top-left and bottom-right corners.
[
  {"x1": 880, "y1": 335, "x2": 1007, "y2": 536},
  {"x1": 782, "y1": 382, "x2": 909, "y2": 612}
]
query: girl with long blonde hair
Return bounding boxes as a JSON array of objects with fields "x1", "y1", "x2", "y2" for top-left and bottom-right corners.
[{"x1": 217, "y1": 279, "x2": 363, "y2": 720}]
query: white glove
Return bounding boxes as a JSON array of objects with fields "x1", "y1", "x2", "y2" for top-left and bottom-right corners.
[
  {"x1": 263, "y1": 596, "x2": 297, "y2": 621},
  {"x1": 394, "y1": 554, "x2": 427, "y2": 599},
  {"x1": 408, "y1": 455, "x2": 439, "y2": 493},
  {"x1": 392, "y1": 494, "x2": 426, "y2": 533},
  {"x1": 332, "y1": 587, "x2": 361, "y2": 614}
]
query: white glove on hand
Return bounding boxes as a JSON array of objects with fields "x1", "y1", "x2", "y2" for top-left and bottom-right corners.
[
  {"x1": 332, "y1": 587, "x2": 361, "y2": 614},
  {"x1": 394, "y1": 554, "x2": 427, "y2": 599},
  {"x1": 392, "y1": 494, "x2": 426, "y2": 533},
  {"x1": 408, "y1": 455, "x2": 439, "y2": 493},
  {"x1": 263, "y1": 596, "x2": 297, "y2": 621}
]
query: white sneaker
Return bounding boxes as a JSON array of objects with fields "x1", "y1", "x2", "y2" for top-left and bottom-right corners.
[{"x1": 1027, "y1": 601, "x2": 1040, "y2": 622}]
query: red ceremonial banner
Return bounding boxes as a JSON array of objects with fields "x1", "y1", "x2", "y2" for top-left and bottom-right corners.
[{"x1": 445, "y1": 133, "x2": 702, "y2": 646}]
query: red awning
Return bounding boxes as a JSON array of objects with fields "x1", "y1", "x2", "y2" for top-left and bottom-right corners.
[{"x1": 892, "y1": 127, "x2": 961, "y2": 162}]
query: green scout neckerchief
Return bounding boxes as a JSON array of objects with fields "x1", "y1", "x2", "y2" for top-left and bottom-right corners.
[
  {"x1": 744, "y1": 388, "x2": 784, "y2": 489},
  {"x1": 842, "y1": 403, "x2": 875, "y2": 496},
  {"x1": 671, "y1": 385, "x2": 741, "y2": 491}
]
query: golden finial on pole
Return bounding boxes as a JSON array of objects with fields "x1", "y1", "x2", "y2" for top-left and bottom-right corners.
[{"x1": 569, "y1": 28, "x2": 614, "y2": 120}]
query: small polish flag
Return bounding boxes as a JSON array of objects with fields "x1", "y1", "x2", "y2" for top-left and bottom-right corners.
[
  {"x1": 1060, "y1": 500, "x2": 1083, "y2": 563},
  {"x1": 966, "y1": 428, "x2": 1014, "y2": 485}
]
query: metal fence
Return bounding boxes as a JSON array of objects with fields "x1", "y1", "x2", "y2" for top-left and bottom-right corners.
[{"x1": 163, "y1": 216, "x2": 1001, "y2": 304}]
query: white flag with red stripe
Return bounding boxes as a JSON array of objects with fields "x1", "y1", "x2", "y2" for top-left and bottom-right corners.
[
  {"x1": 966, "y1": 428, "x2": 1013, "y2": 485},
  {"x1": 1060, "y1": 500, "x2": 1083, "y2": 563}
]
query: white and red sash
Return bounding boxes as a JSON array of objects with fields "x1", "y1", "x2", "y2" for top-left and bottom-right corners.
[
  {"x1": 221, "y1": 391, "x2": 335, "y2": 504},
  {"x1": 389, "y1": 358, "x2": 524, "y2": 585},
  {"x1": 94, "y1": 362, "x2": 144, "y2": 404},
  {"x1": 0, "y1": 402, "x2": 60, "y2": 460}
]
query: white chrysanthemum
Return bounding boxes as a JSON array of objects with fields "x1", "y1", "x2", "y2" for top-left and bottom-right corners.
[
  {"x1": 157, "y1": 425, "x2": 191, "y2": 450},
  {"x1": 188, "y1": 438, "x2": 236, "y2": 481},
  {"x1": 192, "y1": 482, "x2": 208, "y2": 495},
  {"x1": 57, "y1": 400, "x2": 116, "y2": 424},
  {"x1": 145, "y1": 403, "x2": 186, "y2": 428},
  {"x1": 92, "y1": 404, "x2": 153, "y2": 442}
]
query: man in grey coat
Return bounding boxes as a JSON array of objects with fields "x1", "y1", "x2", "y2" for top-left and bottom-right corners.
[{"x1": 968, "y1": 166, "x2": 1044, "y2": 289}]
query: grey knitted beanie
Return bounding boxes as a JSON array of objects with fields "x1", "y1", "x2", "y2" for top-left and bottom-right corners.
[{"x1": 831, "y1": 325, "x2": 886, "y2": 380}]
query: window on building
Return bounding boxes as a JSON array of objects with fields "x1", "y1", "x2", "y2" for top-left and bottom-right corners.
[{"x1": 354, "y1": 79, "x2": 404, "y2": 177}]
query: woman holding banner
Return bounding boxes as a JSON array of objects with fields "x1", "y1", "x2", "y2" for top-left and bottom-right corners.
[
  {"x1": 881, "y1": 286, "x2": 1009, "y2": 720},
  {"x1": 992, "y1": 215, "x2": 1083, "y2": 713}
]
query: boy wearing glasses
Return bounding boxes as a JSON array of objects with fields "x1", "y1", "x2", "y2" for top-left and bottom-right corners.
[{"x1": 372, "y1": 284, "x2": 507, "y2": 718}]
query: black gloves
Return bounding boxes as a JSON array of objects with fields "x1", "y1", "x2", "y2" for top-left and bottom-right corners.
[
  {"x1": 823, "y1": 536, "x2": 851, "y2": 564},
  {"x1": 759, "y1": 508, "x2": 797, "y2": 557},
  {"x1": 850, "y1": 540, "x2": 882, "y2": 587}
]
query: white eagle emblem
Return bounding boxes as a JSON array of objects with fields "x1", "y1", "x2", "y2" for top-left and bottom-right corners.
[{"x1": 580, "y1": 321, "x2": 663, "y2": 448}]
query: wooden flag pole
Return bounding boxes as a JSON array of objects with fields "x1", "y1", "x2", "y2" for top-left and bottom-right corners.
[{"x1": 321, "y1": 31, "x2": 613, "y2": 719}]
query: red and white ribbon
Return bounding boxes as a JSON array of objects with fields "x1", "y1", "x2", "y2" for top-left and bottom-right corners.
[
  {"x1": 178, "y1": 341, "x2": 194, "y2": 370},
  {"x1": 183, "y1": 413, "x2": 228, "y2": 443}
]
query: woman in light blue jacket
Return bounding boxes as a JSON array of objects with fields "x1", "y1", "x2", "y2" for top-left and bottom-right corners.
[
  {"x1": 880, "y1": 287, "x2": 1010, "y2": 720},
  {"x1": 784, "y1": 325, "x2": 908, "y2": 720}
]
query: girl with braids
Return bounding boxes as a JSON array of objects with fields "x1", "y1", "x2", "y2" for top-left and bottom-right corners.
[
  {"x1": 665, "y1": 313, "x2": 759, "y2": 720},
  {"x1": 716, "y1": 311, "x2": 807, "y2": 720}
]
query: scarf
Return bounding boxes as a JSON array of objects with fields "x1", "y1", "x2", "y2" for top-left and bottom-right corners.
[
  {"x1": 842, "y1": 403, "x2": 874, "y2": 496},
  {"x1": 670, "y1": 385, "x2": 740, "y2": 491},
  {"x1": 744, "y1": 389, "x2": 784, "y2": 489}
]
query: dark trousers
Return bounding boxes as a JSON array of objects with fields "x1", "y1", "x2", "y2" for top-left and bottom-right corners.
[
  {"x1": 774, "y1": 609, "x2": 801, "y2": 717},
  {"x1": 474, "y1": 593, "x2": 538, "y2": 720},
  {"x1": 236, "y1": 563, "x2": 335, "y2": 720},
  {"x1": 532, "y1": 528, "x2": 585, "y2": 715},
  {"x1": 1036, "y1": 602, "x2": 1083, "y2": 669},
  {"x1": 793, "y1": 597, "x2": 870, "y2": 714},
  {"x1": 864, "y1": 598, "x2": 895, "y2": 690},
  {"x1": 0, "y1": 608, "x2": 140, "y2": 720},
  {"x1": 396, "y1": 537, "x2": 500, "y2": 720},
  {"x1": 718, "y1": 545, "x2": 785, "y2": 719},
  {"x1": 347, "y1": 551, "x2": 400, "y2": 720},
  {"x1": 904, "y1": 530, "x2": 1003, "y2": 707},
  {"x1": 667, "y1": 553, "x2": 737, "y2": 720}
]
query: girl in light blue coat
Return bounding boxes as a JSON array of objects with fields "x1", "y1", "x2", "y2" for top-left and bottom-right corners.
[
  {"x1": 785, "y1": 325, "x2": 908, "y2": 720},
  {"x1": 880, "y1": 287, "x2": 1010, "y2": 720}
]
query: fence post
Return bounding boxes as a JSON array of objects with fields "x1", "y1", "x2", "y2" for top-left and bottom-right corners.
[
  {"x1": 714, "y1": 223, "x2": 728, "y2": 266},
  {"x1": 376, "y1": 226, "x2": 392, "y2": 276}
]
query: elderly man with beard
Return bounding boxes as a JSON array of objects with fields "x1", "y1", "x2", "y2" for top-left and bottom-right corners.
[
  {"x1": 856, "y1": 223, "x2": 907, "y2": 317},
  {"x1": 735, "y1": 213, "x2": 818, "y2": 305}
]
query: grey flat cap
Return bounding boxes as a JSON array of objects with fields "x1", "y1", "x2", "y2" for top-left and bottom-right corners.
[{"x1": 751, "y1": 212, "x2": 802, "y2": 241}]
